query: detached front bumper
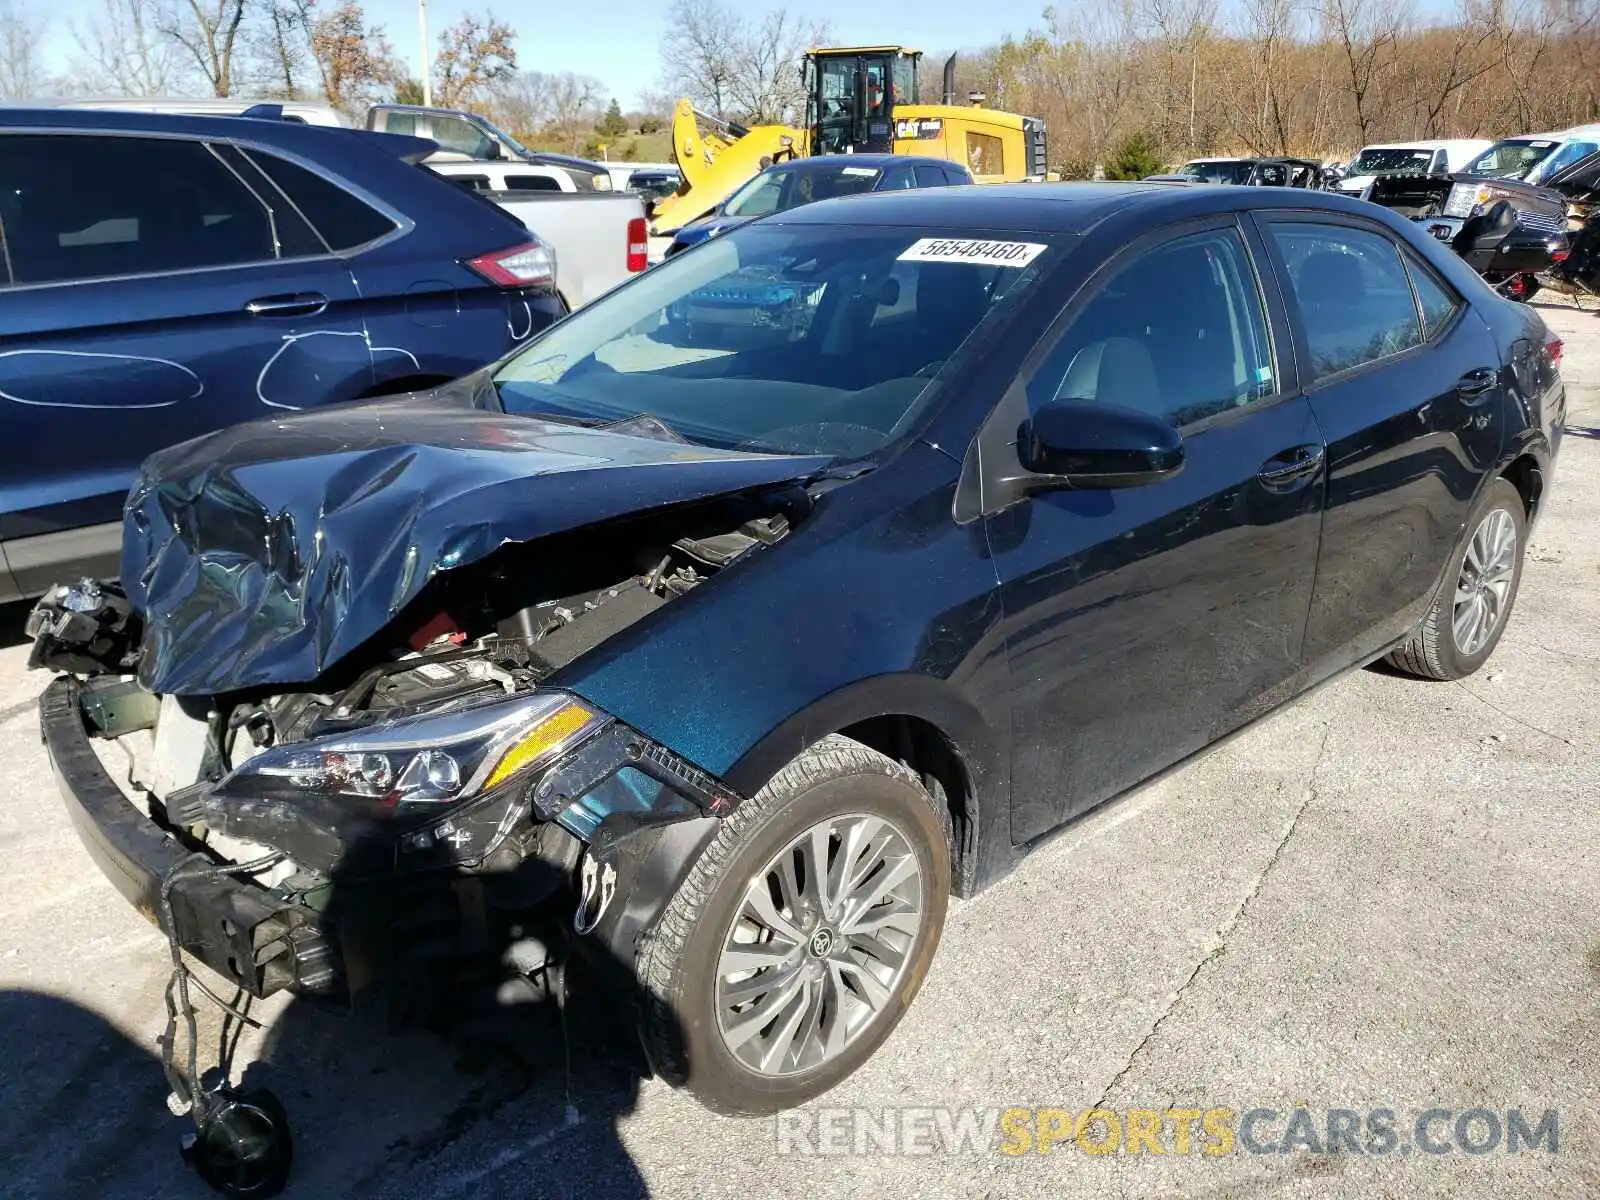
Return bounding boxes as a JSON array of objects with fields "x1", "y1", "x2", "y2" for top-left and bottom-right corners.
[
  {"x1": 40, "y1": 676, "x2": 337, "y2": 999},
  {"x1": 40, "y1": 674, "x2": 742, "y2": 1002}
]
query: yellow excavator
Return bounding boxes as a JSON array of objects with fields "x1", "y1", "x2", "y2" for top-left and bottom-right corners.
[{"x1": 650, "y1": 46, "x2": 1049, "y2": 235}]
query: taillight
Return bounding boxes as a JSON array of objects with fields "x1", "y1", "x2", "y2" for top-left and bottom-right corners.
[
  {"x1": 627, "y1": 217, "x2": 648, "y2": 272},
  {"x1": 1546, "y1": 335, "x2": 1563, "y2": 369},
  {"x1": 465, "y1": 237, "x2": 555, "y2": 288}
]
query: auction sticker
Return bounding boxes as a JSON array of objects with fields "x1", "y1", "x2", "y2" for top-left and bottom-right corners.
[{"x1": 897, "y1": 238, "x2": 1047, "y2": 267}]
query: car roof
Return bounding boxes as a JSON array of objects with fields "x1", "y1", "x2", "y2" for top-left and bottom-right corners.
[
  {"x1": 772, "y1": 153, "x2": 958, "y2": 173},
  {"x1": 0, "y1": 105, "x2": 425, "y2": 155},
  {"x1": 767, "y1": 180, "x2": 1389, "y2": 236}
]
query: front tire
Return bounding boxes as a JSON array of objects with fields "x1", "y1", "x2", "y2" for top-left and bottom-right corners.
[
  {"x1": 637, "y1": 735, "x2": 950, "y2": 1115},
  {"x1": 1388, "y1": 477, "x2": 1527, "y2": 680}
]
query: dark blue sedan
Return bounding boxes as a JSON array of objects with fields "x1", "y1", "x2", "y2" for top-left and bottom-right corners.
[
  {"x1": 0, "y1": 108, "x2": 567, "y2": 601},
  {"x1": 33, "y1": 183, "x2": 1561, "y2": 1143},
  {"x1": 664, "y1": 153, "x2": 972, "y2": 257}
]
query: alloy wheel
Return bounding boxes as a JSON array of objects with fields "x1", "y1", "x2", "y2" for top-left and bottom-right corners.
[
  {"x1": 714, "y1": 812, "x2": 926, "y2": 1077},
  {"x1": 1453, "y1": 507, "x2": 1517, "y2": 656}
]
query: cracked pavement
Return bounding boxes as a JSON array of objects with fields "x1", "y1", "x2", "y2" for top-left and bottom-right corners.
[{"x1": 1, "y1": 302, "x2": 1598, "y2": 1198}]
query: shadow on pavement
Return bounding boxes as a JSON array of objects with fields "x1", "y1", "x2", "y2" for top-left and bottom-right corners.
[
  {"x1": 1, "y1": 600, "x2": 32, "y2": 648},
  {"x1": 0, "y1": 860, "x2": 666, "y2": 1199},
  {"x1": 0, "y1": 989, "x2": 176, "y2": 1199}
]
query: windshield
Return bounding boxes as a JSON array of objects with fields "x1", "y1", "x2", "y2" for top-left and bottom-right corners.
[
  {"x1": 1463, "y1": 138, "x2": 1559, "y2": 180},
  {"x1": 493, "y1": 224, "x2": 1056, "y2": 457},
  {"x1": 1350, "y1": 147, "x2": 1435, "y2": 174},
  {"x1": 723, "y1": 165, "x2": 883, "y2": 218},
  {"x1": 1180, "y1": 160, "x2": 1253, "y2": 184}
]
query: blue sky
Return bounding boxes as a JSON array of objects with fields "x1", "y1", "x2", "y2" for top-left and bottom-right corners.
[
  {"x1": 355, "y1": 0, "x2": 1055, "y2": 109},
  {"x1": 33, "y1": 0, "x2": 1044, "y2": 108}
]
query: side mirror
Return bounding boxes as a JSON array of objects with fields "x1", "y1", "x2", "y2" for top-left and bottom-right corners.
[{"x1": 1017, "y1": 400, "x2": 1183, "y2": 489}]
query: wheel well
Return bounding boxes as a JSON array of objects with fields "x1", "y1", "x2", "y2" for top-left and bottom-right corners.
[
  {"x1": 838, "y1": 715, "x2": 978, "y2": 897},
  {"x1": 1502, "y1": 454, "x2": 1543, "y2": 521},
  {"x1": 356, "y1": 373, "x2": 455, "y2": 400}
]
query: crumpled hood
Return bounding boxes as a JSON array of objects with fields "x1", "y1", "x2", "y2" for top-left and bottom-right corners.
[{"x1": 124, "y1": 379, "x2": 827, "y2": 695}]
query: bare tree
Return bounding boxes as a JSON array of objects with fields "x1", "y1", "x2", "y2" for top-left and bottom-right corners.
[
  {"x1": 658, "y1": 0, "x2": 741, "y2": 119},
  {"x1": 160, "y1": 0, "x2": 250, "y2": 97},
  {"x1": 69, "y1": 0, "x2": 189, "y2": 95},
  {"x1": 482, "y1": 69, "x2": 554, "y2": 139},
  {"x1": 545, "y1": 70, "x2": 602, "y2": 152},
  {"x1": 433, "y1": 10, "x2": 516, "y2": 108},
  {"x1": 0, "y1": 0, "x2": 46, "y2": 98},
  {"x1": 726, "y1": 7, "x2": 830, "y2": 123},
  {"x1": 1320, "y1": 0, "x2": 1411, "y2": 142},
  {"x1": 249, "y1": 0, "x2": 313, "y2": 98},
  {"x1": 1397, "y1": 7, "x2": 1499, "y2": 135}
]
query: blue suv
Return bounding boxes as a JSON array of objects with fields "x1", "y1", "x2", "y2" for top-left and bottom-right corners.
[{"x1": 0, "y1": 109, "x2": 566, "y2": 601}]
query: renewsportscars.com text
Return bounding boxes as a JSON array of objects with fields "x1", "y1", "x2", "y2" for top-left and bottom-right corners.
[{"x1": 774, "y1": 1105, "x2": 1560, "y2": 1158}]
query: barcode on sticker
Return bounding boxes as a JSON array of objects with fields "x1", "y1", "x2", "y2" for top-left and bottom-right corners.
[{"x1": 897, "y1": 238, "x2": 1047, "y2": 268}]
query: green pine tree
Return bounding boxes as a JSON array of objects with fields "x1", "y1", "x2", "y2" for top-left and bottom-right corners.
[{"x1": 1103, "y1": 132, "x2": 1166, "y2": 181}]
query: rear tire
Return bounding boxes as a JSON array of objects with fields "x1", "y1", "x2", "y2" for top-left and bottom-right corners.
[
  {"x1": 1387, "y1": 477, "x2": 1526, "y2": 680},
  {"x1": 636, "y1": 734, "x2": 950, "y2": 1115}
]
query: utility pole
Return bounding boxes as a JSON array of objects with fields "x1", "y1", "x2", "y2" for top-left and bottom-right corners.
[{"x1": 419, "y1": 0, "x2": 432, "y2": 106}]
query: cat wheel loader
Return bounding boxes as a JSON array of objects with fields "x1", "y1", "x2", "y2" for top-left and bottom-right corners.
[{"x1": 651, "y1": 46, "x2": 1049, "y2": 235}]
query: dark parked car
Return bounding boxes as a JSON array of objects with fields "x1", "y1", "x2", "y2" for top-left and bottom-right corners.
[
  {"x1": 1168, "y1": 156, "x2": 1329, "y2": 187},
  {"x1": 0, "y1": 108, "x2": 566, "y2": 601},
  {"x1": 32, "y1": 185, "x2": 1561, "y2": 1145},
  {"x1": 664, "y1": 152, "x2": 972, "y2": 256}
]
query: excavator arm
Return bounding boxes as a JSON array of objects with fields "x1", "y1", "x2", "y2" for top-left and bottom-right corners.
[{"x1": 651, "y1": 99, "x2": 805, "y2": 235}]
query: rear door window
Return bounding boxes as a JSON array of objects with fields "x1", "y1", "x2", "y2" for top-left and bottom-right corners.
[
  {"x1": 0, "y1": 133, "x2": 275, "y2": 285},
  {"x1": 913, "y1": 164, "x2": 948, "y2": 188},
  {"x1": 1266, "y1": 221, "x2": 1423, "y2": 381},
  {"x1": 243, "y1": 149, "x2": 397, "y2": 251}
]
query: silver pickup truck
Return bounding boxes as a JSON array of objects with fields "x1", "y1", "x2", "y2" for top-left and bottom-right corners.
[{"x1": 370, "y1": 105, "x2": 648, "y2": 310}]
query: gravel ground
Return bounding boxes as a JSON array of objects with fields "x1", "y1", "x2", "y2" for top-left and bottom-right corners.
[{"x1": 1, "y1": 300, "x2": 1597, "y2": 1199}]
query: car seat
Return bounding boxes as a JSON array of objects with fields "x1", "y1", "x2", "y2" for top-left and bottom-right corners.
[{"x1": 1056, "y1": 336, "x2": 1162, "y2": 413}]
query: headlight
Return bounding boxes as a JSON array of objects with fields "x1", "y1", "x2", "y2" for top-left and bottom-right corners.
[
  {"x1": 215, "y1": 692, "x2": 606, "y2": 817},
  {"x1": 1444, "y1": 183, "x2": 1478, "y2": 217}
]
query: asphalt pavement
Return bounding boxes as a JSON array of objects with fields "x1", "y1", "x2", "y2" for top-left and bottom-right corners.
[{"x1": 0, "y1": 300, "x2": 1596, "y2": 1199}]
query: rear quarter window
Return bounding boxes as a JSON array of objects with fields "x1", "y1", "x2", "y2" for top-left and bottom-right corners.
[
  {"x1": 244, "y1": 149, "x2": 397, "y2": 251},
  {"x1": 505, "y1": 174, "x2": 563, "y2": 192}
]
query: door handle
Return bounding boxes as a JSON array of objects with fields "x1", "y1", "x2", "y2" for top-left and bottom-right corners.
[
  {"x1": 1456, "y1": 367, "x2": 1497, "y2": 400},
  {"x1": 245, "y1": 292, "x2": 329, "y2": 317},
  {"x1": 1257, "y1": 443, "x2": 1325, "y2": 489}
]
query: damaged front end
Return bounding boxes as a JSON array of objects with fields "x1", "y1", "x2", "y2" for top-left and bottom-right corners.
[{"x1": 29, "y1": 491, "x2": 804, "y2": 1008}]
